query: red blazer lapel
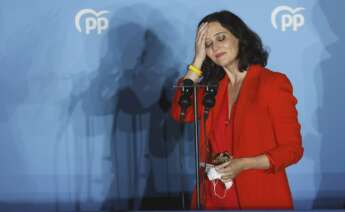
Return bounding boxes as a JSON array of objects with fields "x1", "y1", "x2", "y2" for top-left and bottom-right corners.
[
  {"x1": 233, "y1": 65, "x2": 262, "y2": 155},
  {"x1": 205, "y1": 65, "x2": 264, "y2": 151},
  {"x1": 207, "y1": 75, "x2": 229, "y2": 137}
]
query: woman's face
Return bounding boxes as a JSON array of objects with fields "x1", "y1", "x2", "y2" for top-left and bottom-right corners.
[{"x1": 205, "y1": 21, "x2": 239, "y2": 69}]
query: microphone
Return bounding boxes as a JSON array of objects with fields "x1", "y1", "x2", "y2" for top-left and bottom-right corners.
[
  {"x1": 203, "y1": 80, "x2": 218, "y2": 119},
  {"x1": 178, "y1": 79, "x2": 194, "y2": 120}
]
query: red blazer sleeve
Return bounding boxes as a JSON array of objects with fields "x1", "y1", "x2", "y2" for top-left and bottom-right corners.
[
  {"x1": 170, "y1": 78, "x2": 204, "y2": 123},
  {"x1": 265, "y1": 73, "x2": 304, "y2": 173}
]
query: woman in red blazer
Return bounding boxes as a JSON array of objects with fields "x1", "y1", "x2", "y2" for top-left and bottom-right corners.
[{"x1": 170, "y1": 11, "x2": 303, "y2": 209}]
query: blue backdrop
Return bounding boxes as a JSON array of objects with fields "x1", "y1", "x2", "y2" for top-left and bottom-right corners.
[{"x1": 1, "y1": 0, "x2": 344, "y2": 211}]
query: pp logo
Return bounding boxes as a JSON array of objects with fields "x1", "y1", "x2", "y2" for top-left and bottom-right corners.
[
  {"x1": 271, "y1": 6, "x2": 305, "y2": 31},
  {"x1": 75, "y1": 9, "x2": 109, "y2": 34}
]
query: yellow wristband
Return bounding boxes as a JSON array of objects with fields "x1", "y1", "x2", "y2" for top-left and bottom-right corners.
[{"x1": 188, "y1": 65, "x2": 203, "y2": 76}]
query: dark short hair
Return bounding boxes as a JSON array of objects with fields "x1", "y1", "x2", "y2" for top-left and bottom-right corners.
[{"x1": 198, "y1": 10, "x2": 268, "y2": 84}]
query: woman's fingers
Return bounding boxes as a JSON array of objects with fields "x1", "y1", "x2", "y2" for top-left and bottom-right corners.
[
  {"x1": 194, "y1": 22, "x2": 208, "y2": 62},
  {"x1": 215, "y1": 161, "x2": 231, "y2": 172},
  {"x1": 196, "y1": 22, "x2": 208, "y2": 43},
  {"x1": 198, "y1": 28, "x2": 207, "y2": 46}
]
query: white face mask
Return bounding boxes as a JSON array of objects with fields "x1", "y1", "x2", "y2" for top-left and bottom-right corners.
[
  {"x1": 211, "y1": 180, "x2": 233, "y2": 199},
  {"x1": 206, "y1": 165, "x2": 233, "y2": 199}
]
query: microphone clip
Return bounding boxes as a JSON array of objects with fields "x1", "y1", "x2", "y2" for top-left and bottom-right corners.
[{"x1": 203, "y1": 81, "x2": 218, "y2": 119}]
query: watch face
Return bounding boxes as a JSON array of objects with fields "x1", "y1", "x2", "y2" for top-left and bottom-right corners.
[{"x1": 212, "y1": 151, "x2": 231, "y2": 165}]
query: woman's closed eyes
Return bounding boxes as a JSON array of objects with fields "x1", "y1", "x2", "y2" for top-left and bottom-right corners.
[{"x1": 205, "y1": 34, "x2": 227, "y2": 48}]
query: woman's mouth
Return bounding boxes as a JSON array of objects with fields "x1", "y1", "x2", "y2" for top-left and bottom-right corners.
[{"x1": 215, "y1": 52, "x2": 226, "y2": 59}]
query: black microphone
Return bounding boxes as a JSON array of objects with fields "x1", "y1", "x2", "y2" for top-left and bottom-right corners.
[
  {"x1": 203, "y1": 80, "x2": 218, "y2": 119},
  {"x1": 178, "y1": 79, "x2": 194, "y2": 120}
]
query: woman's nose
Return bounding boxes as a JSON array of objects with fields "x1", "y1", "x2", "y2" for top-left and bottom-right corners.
[{"x1": 212, "y1": 41, "x2": 221, "y2": 51}]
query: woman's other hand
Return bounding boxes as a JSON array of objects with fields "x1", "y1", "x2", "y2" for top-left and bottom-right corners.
[
  {"x1": 215, "y1": 158, "x2": 246, "y2": 182},
  {"x1": 215, "y1": 155, "x2": 271, "y2": 181}
]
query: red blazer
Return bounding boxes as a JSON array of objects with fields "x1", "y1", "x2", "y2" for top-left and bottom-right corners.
[{"x1": 171, "y1": 65, "x2": 304, "y2": 209}]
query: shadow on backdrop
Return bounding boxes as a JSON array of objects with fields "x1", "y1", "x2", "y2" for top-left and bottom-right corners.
[
  {"x1": 312, "y1": 0, "x2": 345, "y2": 209},
  {"x1": 96, "y1": 5, "x2": 189, "y2": 211},
  {"x1": 0, "y1": 25, "x2": 41, "y2": 212}
]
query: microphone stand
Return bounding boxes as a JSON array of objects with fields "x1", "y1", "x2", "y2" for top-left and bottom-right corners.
[
  {"x1": 175, "y1": 83, "x2": 202, "y2": 209},
  {"x1": 175, "y1": 81, "x2": 218, "y2": 210}
]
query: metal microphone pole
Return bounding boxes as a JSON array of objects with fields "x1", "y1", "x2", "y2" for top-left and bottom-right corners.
[
  {"x1": 192, "y1": 83, "x2": 201, "y2": 209},
  {"x1": 175, "y1": 83, "x2": 202, "y2": 209}
]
